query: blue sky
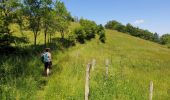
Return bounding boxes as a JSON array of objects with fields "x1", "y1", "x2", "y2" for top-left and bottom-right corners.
[{"x1": 61, "y1": 0, "x2": 170, "y2": 35}]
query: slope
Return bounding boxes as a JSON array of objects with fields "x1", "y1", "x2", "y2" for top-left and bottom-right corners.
[{"x1": 35, "y1": 29, "x2": 170, "y2": 100}]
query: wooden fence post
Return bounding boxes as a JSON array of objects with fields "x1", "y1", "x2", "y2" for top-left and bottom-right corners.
[
  {"x1": 149, "y1": 81, "x2": 153, "y2": 100},
  {"x1": 92, "y1": 59, "x2": 96, "y2": 71},
  {"x1": 85, "y1": 63, "x2": 91, "y2": 100},
  {"x1": 105, "y1": 59, "x2": 109, "y2": 80}
]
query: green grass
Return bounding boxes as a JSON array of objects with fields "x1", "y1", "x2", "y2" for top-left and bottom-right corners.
[
  {"x1": 1, "y1": 23, "x2": 170, "y2": 100},
  {"x1": 39, "y1": 30, "x2": 170, "y2": 100}
]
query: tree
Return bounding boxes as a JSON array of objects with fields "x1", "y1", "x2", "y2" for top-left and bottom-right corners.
[
  {"x1": 97, "y1": 24, "x2": 106, "y2": 43},
  {"x1": 73, "y1": 16, "x2": 79, "y2": 22},
  {"x1": 114, "y1": 24, "x2": 126, "y2": 32},
  {"x1": 138, "y1": 29, "x2": 154, "y2": 40},
  {"x1": 79, "y1": 18, "x2": 97, "y2": 40},
  {"x1": 125, "y1": 23, "x2": 135, "y2": 35},
  {"x1": 105, "y1": 20, "x2": 126, "y2": 33},
  {"x1": 55, "y1": 1, "x2": 70, "y2": 39},
  {"x1": 0, "y1": 0, "x2": 20, "y2": 46},
  {"x1": 0, "y1": 0, "x2": 20, "y2": 34},
  {"x1": 97, "y1": 24, "x2": 104, "y2": 33},
  {"x1": 160, "y1": 34, "x2": 170, "y2": 44},
  {"x1": 105, "y1": 20, "x2": 121, "y2": 30},
  {"x1": 105, "y1": 20, "x2": 161, "y2": 44},
  {"x1": 99, "y1": 30, "x2": 106, "y2": 43},
  {"x1": 41, "y1": 0, "x2": 54, "y2": 47},
  {"x1": 153, "y1": 32, "x2": 160, "y2": 43},
  {"x1": 23, "y1": 0, "x2": 44, "y2": 46},
  {"x1": 125, "y1": 23, "x2": 154, "y2": 41}
]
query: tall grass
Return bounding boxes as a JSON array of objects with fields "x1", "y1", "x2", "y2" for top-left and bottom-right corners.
[
  {"x1": 40, "y1": 30, "x2": 170, "y2": 100},
  {"x1": 1, "y1": 23, "x2": 170, "y2": 99},
  {"x1": 0, "y1": 47, "x2": 50, "y2": 100}
]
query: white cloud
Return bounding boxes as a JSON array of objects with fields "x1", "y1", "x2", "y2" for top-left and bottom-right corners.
[{"x1": 133, "y1": 19, "x2": 145, "y2": 25}]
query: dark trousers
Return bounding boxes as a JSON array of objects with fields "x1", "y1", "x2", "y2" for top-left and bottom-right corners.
[{"x1": 44, "y1": 61, "x2": 52, "y2": 70}]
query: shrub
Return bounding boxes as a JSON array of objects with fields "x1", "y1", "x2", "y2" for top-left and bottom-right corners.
[
  {"x1": 99, "y1": 30, "x2": 106, "y2": 43},
  {"x1": 67, "y1": 32, "x2": 77, "y2": 46},
  {"x1": 84, "y1": 27, "x2": 96, "y2": 40},
  {"x1": 97, "y1": 24, "x2": 106, "y2": 43},
  {"x1": 105, "y1": 20, "x2": 121, "y2": 30},
  {"x1": 160, "y1": 34, "x2": 170, "y2": 45},
  {"x1": 74, "y1": 27, "x2": 86, "y2": 43},
  {"x1": 0, "y1": 34, "x2": 11, "y2": 46},
  {"x1": 79, "y1": 18, "x2": 97, "y2": 40},
  {"x1": 105, "y1": 20, "x2": 160, "y2": 43}
]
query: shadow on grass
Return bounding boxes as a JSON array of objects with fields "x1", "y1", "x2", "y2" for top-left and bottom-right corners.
[
  {"x1": 0, "y1": 37, "x2": 75, "y2": 55},
  {"x1": 0, "y1": 37, "x2": 75, "y2": 79},
  {"x1": 0, "y1": 37, "x2": 75, "y2": 77},
  {"x1": 0, "y1": 37, "x2": 75, "y2": 98},
  {"x1": 52, "y1": 37, "x2": 76, "y2": 49}
]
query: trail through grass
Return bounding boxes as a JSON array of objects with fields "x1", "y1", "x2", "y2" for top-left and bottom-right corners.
[
  {"x1": 35, "y1": 30, "x2": 170, "y2": 100},
  {"x1": 1, "y1": 23, "x2": 170, "y2": 99}
]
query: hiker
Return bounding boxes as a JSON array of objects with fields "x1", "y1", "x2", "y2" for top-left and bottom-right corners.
[{"x1": 42, "y1": 48, "x2": 52, "y2": 76}]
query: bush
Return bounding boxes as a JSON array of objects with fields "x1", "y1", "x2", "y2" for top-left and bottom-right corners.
[
  {"x1": 99, "y1": 30, "x2": 106, "y2": 43},
  {"x1": 105, "y1": 20, "x2": 160, "y2": 43},
  {"x1": 84, "y1": 27, "x2": 96, "y2": 40},
  {"x1": 105, "y1": 20, "x2": 121, "y2": 30},
  {"x1": 97, "y1": 24, "x2": 106, "y2": 43},
  {"x1": 74, "y1": 27, "x2": 86, "y2": 43},
  {"x1": 79, "y1": 18, "x2": 97, "y2": 40},
  {"x1": 0, "y1": 34, "x2": 11, "y2": 46},
  {"x1": 67, "y1": 32, "x2": 76, "y2": 46},
  {"x1": 160, "y1": 34, "x2": 170, "y2": 45}
]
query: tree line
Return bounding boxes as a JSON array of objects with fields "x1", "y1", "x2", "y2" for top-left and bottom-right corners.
[
  {"x1": 0, "y1": 0, "x2": 105, "y2": 50},
  {"x1": 105, "y1": 20, "x2": 170, "y2": 46}
]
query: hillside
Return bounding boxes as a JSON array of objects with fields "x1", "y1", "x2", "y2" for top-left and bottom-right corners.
[
  {"x1": 37, "y1": 29, "x2": 170, "y2": 99},
  {"x1": 1, "y1": 24, "x2": 170, "y2": 100}
]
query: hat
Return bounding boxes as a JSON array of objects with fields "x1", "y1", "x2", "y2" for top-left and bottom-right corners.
[{"x1": 45, "y1": 48, "x2": 51, "y2": 52}]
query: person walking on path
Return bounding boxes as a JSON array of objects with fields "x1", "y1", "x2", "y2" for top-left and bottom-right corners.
[{"x1": 42, "y1": 48, "x2": 52, "y2": 76}]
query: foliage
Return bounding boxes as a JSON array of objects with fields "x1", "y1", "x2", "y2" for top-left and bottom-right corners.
[
  {"x1": 114, "y1": 24, "x2": 126, "y2": 32},
  {"x1": 153, "y1": 33, "x2": 160, "y2": 43},
  {"x1": 125, "y1": 23, "x2": 154, "y2": 41},
  {"x1": 23, "y1": 0, "x2": 44, "y2": 46},
  {"x1": 97, "y1": 24, "x2": 106, "y2": 43},
  {"x1": 0, "y1": 0, "x2": 21, "y2": 46},
  {"x1": 0, "y1": 33, "x2": 10, "y2": 45},
  {"x1": 67, "y1": 31, "x2": 76, "y2": 46},
  {"x1": 99, "y1": 30, "x2": 106, "y2": 43},
  {"x1": 160, "y1": 34, "x2": 170, "y2": 45},
  {"x1": 41, "y1": 0, "x2": 54, "y2": 46},
  {"x1": 0, "y1": 0, "x2": 20, "y2": 33},
  {"x1": 74, "y1": 27, "x2": 86, "y2": 43},
  {"x1": 79, "y1": 18, "x2": 97, "y2": 40},
  {"x1": 73, "y1": 20, "x2": 106, "y2": 43},
  {"x1": 55, "y1": 0, "x2": 71, "y2": 39},
  {"x1": 105, "y1": 21, "x2": 158, "y2": 43},
  {"x1": 105, "y1": 20, "x2": 121, "y2": 30}
]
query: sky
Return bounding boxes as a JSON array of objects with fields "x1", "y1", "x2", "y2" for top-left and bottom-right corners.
[{"x1": 61, "y1": 0, "x2": 170, "y2": 35}]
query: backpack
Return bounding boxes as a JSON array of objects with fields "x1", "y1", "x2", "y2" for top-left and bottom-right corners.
[
  {"x1": 43, "y1": 52, "x2": 50, "y2": 63},
  {"x1": 41, "y1": 54, "x2": 45, "y2": 63}
]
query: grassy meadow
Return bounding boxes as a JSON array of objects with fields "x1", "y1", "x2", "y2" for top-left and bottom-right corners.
[{"x1": 1, "y1": 23, "x2": 170, "y2": 100}]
